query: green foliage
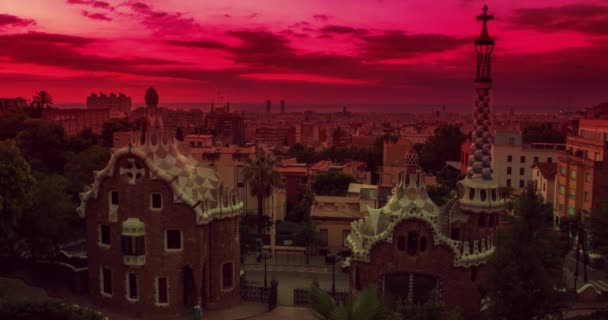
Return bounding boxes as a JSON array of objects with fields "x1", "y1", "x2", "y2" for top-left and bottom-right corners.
[
  {"x1": 0, "y1": 111, "x2": 29, "y2": 140},
  {"x1": 0, "y1": 140, "x2": 36, "y2": 252},
  {"x1": 287, "y1": 190, "x2": 315, "y2": 222},
  {"x1": 68, "y1": 128, "x2": 100, "y2": 153},
  {"x1": 63, "y1": 145, "x2": 111, "y2": 200},
  {"x1": 308, "y1": 285, "x2": 387, "y2": 320},
  {"x1": 484, "y1": 184, "x2": 569, "y2": 320},
  {"x1": 426, "y1": 184, "x2": 454, "y2": 207},
  {"x1": 589, "y1": 202, "x2": 608, "y2": 256},
  {"x1": 435, "y1": 167, "x2": 462, "y2": 189},
  {"x1": 243, "y1": 149, "x2": 283, "y2": 234},
  {"x1": 19, "y1": 174, "x2": 77, "y2": 259},
  {"x1": 16, "y1": 120, "x2": 71, "y2": 174},
  {"x1": 101, "y1": 117, "x2": 131, "y2": 147},
  {"x1": 389, "y1": 291, "x2": 454, "y2": 320},
  {"x1": 419, "y1": 125, "x2": 465, "y2": 173},
  {"x1": 0, "y1": 300, "x2": 103, "y2": 320},
  {"x1": 312, "y1": 172, "x2": 357, "y2": 196},
  {"x1": 522, "y1": 123, "x2": 565, "y2": 144},
  {"x1": 297, "y1": 222, "x2": 319, "y2": 264}
]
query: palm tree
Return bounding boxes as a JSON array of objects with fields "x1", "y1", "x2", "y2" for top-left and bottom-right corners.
[
  {"x1": 296, "y1": 222, "x2": 319, "y2": 264},
  {"x1": 32, "y1": 91, "x2": 54, "y2": 109},
  {"x1": 243, "y1": 148, "x2": 283, "y2": 235},
  {"x1": 308, "y1": 285, "x2": 387, "y2": 320}
]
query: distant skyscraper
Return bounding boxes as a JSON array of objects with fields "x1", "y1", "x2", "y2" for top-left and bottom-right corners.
[
  {"x1": 266, "y1": 99, "x2": 271, "y2": 113},
  {"x1": 280, "y1": 99, "x2": 285, "y2": 113}
]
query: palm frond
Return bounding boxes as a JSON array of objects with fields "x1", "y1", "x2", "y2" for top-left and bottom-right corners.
[{"x1": 309, "y1": 285, "x2": 337, "y2": 320}]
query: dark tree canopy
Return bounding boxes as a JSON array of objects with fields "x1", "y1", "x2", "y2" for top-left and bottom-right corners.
[
  {"x1": 16, "y1": 120, "x2": 70, "y2": 174},
  {"x1": 101, "y1": 118, "x2": 131, "y2": 147},
  {"x1": 312, "y1": 172, "x2": 357, "y2": 196},
  {"x1": 590, "y1": 202, "x2": 608, "y2": 256},
  {"x1": 419, "y1": 124, "x2": 466, "y2": 173},
  {"x1": 484, "y1": 184, "x2": 569, "y2": 320}
]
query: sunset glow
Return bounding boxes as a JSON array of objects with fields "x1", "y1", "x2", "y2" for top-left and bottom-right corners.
[{"x1": 1, "y1": 0, "x2": 607, "y2": 109}]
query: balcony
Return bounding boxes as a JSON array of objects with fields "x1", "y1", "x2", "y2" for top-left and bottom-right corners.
[{"x1": 123, "y1": 255, "x2": 145, "y2": 267}]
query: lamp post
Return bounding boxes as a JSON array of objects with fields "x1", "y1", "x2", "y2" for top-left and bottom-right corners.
[{"x1": 326, "y1": 254, "x2": 337, "y2": 295}]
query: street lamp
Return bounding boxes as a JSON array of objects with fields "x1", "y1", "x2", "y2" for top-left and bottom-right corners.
[{"x1": 326, "y1": 253, "x2": 337, "y2": 295}]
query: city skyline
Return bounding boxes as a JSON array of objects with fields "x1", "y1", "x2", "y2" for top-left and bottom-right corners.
[{"x1": 1, "y1": 0, "x2": 608, "y2": 109}]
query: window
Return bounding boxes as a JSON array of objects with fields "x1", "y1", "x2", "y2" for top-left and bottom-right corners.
[
  {"x1": 407, "y1": 232, "x2": 418, "y2": 256},
  {"x1": 560, "y1": 166, "x2": 566, "y2": 176},
  {"x1": 342, "y1": 230, "x2": 350, "y2": 248},
  {"x1": 189, "y1": 141, "x2": 195, "y2": 147},
  {"x1": 585, "y1": 172, "x2": 591, "y2": 182},
  {"x1": 520, "y1": 168, "x2": 525, "y2": 176},
  {"x1": 419, "y1": 236, "x2": 427, "y2": 252},
  {"x1": 221, "y1": 262, "x2": 234, "y2": 290},
  {"x1": 507, "y1": 167, "x2": 512, "y2": 175},
  {"x1": 127, "y1": 272, "x2": 138, "y2": 300},
  {"x1": 547, "y1": 157, "x2": 552, "y2": 163},
  {"x1": 559, "y1": 203, "x2": 564, "y2": 212},
  {"x1": 568, "y1": 207, "x2": 575, "y2": 216},
  {"x1": 151, "y1": 193, "x2": 162, "y2": 209},
  {"x1": 101, "y1": 267, "x2": 112, "y2": 296},
  {"x1": 99, "y1": 225, "x2": 111, "y2": 246},
  {"x1": 520, "y1": 156, "x2": 526, "y2": 163},
  {"x1": 397, "y1": 236, "x2": 406, "y2": 251},
  {"x1": 543, "y1": 183, "x2": 546, "y2": 191},
  {"x1": 559, "y1": 185, "x2": 565, "y2": 194},
  {"x1": 569, "y1": 189, "x2": 575, "y2": 200},
  {"x1": 122, "y1": 235, "x2": 145, "y2": 255},
  {"x1": 533, "y1": 156, "x2": 539, "y2": 164},
  {"x1": 584, "y1": 192, "x2": 590, "y2": 202},
  {"x1": 478, "y1": 215, "x2": 486, "y2": 227},
  {"x1": 506, "y1": 179, "x2": 512, "y2": 188},
  {"x1": 489, "y1": 214, "x2": 495, "y2": 227},
  {"x1": 319, "y1": 229, "x2": 328, "y2": 247},
  {"x1": 156, "y1": 277, "x2": 168, "y2": 305},
  {"x1": 165, "y1": 229, "x2": 182, "y2": 250},
  {"x1": 110, "y1": 191, "x2": 119, "y2": 205},
  {"x1": 519, "y1": 180, "x2": 525, "y2": 188},
  {"x1": 507, "y1": 155, "x2": 512, "y2": 162},
  {"x1": 571, "y1": 170, "x2": 577, "y2": 180},
  {"x1": 451, "y1": 228, "x2": 460, "y2": 241}
]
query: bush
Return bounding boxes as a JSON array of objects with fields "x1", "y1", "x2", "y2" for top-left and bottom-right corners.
[{"x1": 0, "y1": 300, "x2": 103, "y2": 320}]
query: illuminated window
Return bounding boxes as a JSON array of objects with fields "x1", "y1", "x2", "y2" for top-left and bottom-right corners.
[
  {"x1": 571, "y1": 170, "x2": 577, "y2": 180},
  {"x1": 584, "y1": 192, "x2": 590, "y2": 202},
  {"x1": 586, "y1": 172, "x2": 591, "y2": 182},
  {"x1": 568, "y1": 207, "x2": 575, "y2": 216},
  {"x1": 560, "y1": 167, "x2": 566, "y2": 176},
  {"x1": 559, "y1": 185, "x2": 565, "y2": 194},
  {"x1": 569, "y1": 189, "x2": 575, "y2": 200}
]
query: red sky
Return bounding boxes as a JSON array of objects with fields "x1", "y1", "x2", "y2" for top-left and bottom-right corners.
[{"x1": 1, "y1": 0, "x2": 607, "y2": 109}]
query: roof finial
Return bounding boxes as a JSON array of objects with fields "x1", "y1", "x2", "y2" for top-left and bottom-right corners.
[{"x1": 476, "y1": 4, "x2": 494, "y2": 41}]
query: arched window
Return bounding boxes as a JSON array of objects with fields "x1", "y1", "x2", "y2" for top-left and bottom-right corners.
[
  {"x1": 480, "y1": 189, "x2": 487, "y2": 201},
  {"x1": 419, "y1": 236, "x2": 427, "y2": 253},
  {"x1": 397, "y1": 236, "x2": 406, "y2": 251},
  {"x1": 478, "y1": 215, "x2": 486, "y2": 227},
  {"x1": 469, "y1": 188, "x2": 475, "y2": 200},
  {"x1": 407, "y1": 232, "x2": 418, "y2": 256}
]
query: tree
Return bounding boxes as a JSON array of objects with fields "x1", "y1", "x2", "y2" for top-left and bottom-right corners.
[
  {"x1": 288, "y1": 190, "x2": 314, "y2": 222},
  {"x1": 18, "y1": 174, "x2": 76, "y2": 259},
  {"x1": 101, "y1": 118, "x2": 131, "y2": 147},
  {"x1": 308, "y1": 285, "x2": 386, "y2": 320},
  {"x1": 63, "y1": 145, "x2": 111, "y2": 200},
  {"x1": 296, "y1": 222, "x2": 319, "y2": 264},
  {"x1": 419, "y1": 125, "x2": 466, "y2": 173},
  {"x1": 426, "y1": 184, "x2": 454, "y2": 207},
  {"x1": 16, "y1": 119, "x2": 70, "y2": 174},
  {"x1": 589, "y1": 202, "x2": 608, "y2": 256},
  {"x1": 0, "y1": 110, "x2": 29, "y2": 140},
  {"x1": 484, "y1": 183, "x2": 569, "y2": 320},
  {"x1": 32, "y1": 91, "x2": 54, "y2": 109},
  {"x1": 0, "y1": 140, "x2": 36, "y2": 253},
  {"x1": 312, "y1": 172, "x2": 357, "y2": 196},
  {"x1": 243, "y1": 148, "x2": 283, "y2": 234},
  {"x1": 68, "y1": 128, "x2": 100, "y2": 153}
]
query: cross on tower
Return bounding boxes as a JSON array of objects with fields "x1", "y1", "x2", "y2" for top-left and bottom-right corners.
[{"x1": 476, "y1": 5, "x2": 494, "y2": 39}]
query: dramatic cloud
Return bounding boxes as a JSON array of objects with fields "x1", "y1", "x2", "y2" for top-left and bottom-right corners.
[
  {"x1": 162, "y1": 39, "x2": 227, "y2": 49},
  {"x1": 128, "y1": 1, "x2": 201, "y2": 36},
  {"x1": 320, "y1": 25, "x2": 367, "y2": 35},
  {"x1": 0, "y1": 14, "x2": 35, "y2": 28},
  {"x1": 313, "y1": 14, "x2": 330, "y2": 22},
  {"x1": 510, "y1": 4, "x2": 608, "y2": 35},
  {"x1": 359, "y1": 31, "x2": 471, "y2": 60},
  {"x1": 82, "y1": 11, "x2": 112, "y2": 21},
  {"x1": 66, "y1": 0, "x2": 114, "y2": 10}
]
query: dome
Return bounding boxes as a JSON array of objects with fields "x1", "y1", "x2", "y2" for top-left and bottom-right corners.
[{"x1": 145, "y1": 87, "x2": 159, "y2": 106}]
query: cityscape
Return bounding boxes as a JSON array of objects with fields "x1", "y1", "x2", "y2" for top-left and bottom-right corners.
[{"x1": 1, "y1": 1, "x2": 608, "y2": 320}]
